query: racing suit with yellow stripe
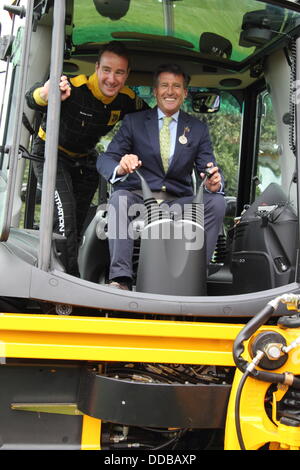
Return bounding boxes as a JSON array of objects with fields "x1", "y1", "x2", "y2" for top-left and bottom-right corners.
[{"x1": 25, "y1": 73, "x2": 149, "y2": 276}]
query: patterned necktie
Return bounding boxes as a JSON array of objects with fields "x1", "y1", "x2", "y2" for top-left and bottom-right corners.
[{"x1": 160, "y1": 116, "x2": 172, "y2": 173}]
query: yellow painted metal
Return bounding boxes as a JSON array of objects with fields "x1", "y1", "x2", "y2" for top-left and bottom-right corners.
[
  {"x1": 81, "y1": 415, "x2": 101, "y2": 450},
  {"x1": 0, "y1": 313, "x2": 240, "y2": 365},
  {"x1": 225, "y1": 371, "x2": 278, "y2": 449},
  {"x1": 1, "y1": 313, "x2": 300, "y2": 450},
  {"x1": 224, "y1": 326, "x2": 300, "y2": 450},
  {"x1": 11, "y1": 403, "x2": 83, "y2": 415},
  {"x1": 10, "y1": 401, "x2": 102, "y2": 450}
]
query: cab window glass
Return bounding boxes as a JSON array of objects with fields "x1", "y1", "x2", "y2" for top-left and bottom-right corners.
[
  {"x1": 254, "y1": 91, "x2": 281, "y2": 196},
  {"x1": 198, "y1": 91, "x2": 241, "y2": 198}
]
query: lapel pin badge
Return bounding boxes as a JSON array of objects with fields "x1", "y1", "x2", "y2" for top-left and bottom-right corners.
[{"x1": 179, "y1": 126, "x2": 190, "y2": 145}]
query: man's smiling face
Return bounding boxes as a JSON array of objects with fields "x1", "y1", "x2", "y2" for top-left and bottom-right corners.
[
  {"x1": 96, "y1": 51, "x2": 129, "y2": 98},
  {"x1": 154, "y1": 72, "x2": 188, "y2": 116}
]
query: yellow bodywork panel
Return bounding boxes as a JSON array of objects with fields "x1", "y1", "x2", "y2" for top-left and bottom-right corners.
[
  {"x1": 225, "y1": 326, "x2": 300, "y2": 450},
  {"x1": 0, "y1": 313, "x2": 240, "y2": 364},
  {"x1": 1, "y1": 313, "x2": 300, "y2": 450},
  {"x1": 81, "y1": 415, "x2": 101, "y2": 450},
  {"x1": 225, "y1": 371, "x2": 300, "y2": 450}
]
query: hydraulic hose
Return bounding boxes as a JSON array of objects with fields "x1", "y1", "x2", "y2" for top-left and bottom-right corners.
[
  {"x1": 233, "y1": 294, "x2": 300, "y2": 389},
  {"x1": 233, "y1": 294, "x2": 300, "y2": 450},
  {"x1": 233, "y1": 303, "x2": 275, "y2": 372},
  {"x1": 234, "y1": 369, "x2": 250, "y2": 450}
]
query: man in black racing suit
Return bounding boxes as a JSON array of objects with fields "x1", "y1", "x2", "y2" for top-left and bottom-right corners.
[{"x1": 26, "y1": 41, "x2": 149, "y2": 276}]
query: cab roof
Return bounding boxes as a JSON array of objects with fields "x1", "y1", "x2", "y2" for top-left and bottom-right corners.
[{"x1": 70, "y1": 0, "x2": 300, "y2": 69}]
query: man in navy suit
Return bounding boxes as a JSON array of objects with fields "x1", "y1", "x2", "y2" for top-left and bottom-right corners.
[{"x1": 97, "y1": 64, "x2": 226, "y2": 290}]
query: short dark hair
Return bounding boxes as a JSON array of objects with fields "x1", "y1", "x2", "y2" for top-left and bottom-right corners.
[
  {"x1": 153, "y1": 64, "x2": 191, "y2": 89},
  {"x1": 97, "y1": 41, "x2": 131, "y2": 69}
]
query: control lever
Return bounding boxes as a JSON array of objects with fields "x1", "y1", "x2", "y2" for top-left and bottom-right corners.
[{"x1": 135, "y1": 169, "x2": 154, "y2": 202}]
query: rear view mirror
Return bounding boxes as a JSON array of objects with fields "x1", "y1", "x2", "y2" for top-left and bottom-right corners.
[
  {"x1": 93, "y1": 0, "x2": 131, "y2": 20},
  {"x1": 191, "y1": 92, "x2": 220, "y2": 113}
]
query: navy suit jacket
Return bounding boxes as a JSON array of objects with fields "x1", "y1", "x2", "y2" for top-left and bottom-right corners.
[{"x1": 97, "y1": 107, "x2": 218, "y2": 198}]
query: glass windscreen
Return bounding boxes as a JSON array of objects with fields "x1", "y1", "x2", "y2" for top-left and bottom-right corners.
[
  {"x1": 0, "y1": 8, "x2": 28, "y2": 240},
  {"x1": 72, "y1": 0, "x2": 300, "y2": 65}
]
